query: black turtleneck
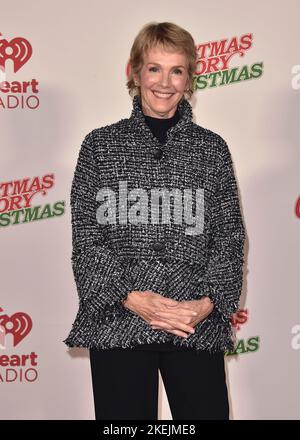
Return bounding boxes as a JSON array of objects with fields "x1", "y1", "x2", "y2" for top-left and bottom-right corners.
[{"x1": 143, "y1": 107, "x2": 181, "y2": 145}]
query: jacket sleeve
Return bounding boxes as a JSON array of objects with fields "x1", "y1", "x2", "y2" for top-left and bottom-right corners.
[
  {"x1": 70, "y1": 130, "x2": 134, "y2": 321},
  {"x1": 195, "y1": 137, "x2": 246, "y2": 323}
]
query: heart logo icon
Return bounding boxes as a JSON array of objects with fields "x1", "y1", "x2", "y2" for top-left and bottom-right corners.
[
  {"x1": 0, "y1": 32, "x2": 32, "y2": 73},
  {"x1": 0, "y1": 310, "x2": 32, "y2": 346}
]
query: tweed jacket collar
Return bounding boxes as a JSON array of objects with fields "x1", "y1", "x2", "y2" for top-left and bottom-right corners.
[{"x1": 128, "y1": 94, "x2": 194, "y2": 143}]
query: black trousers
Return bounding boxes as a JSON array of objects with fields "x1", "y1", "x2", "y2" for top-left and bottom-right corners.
[{"x1": 89, "y1": 346, "x2": 229, "y2": 420}]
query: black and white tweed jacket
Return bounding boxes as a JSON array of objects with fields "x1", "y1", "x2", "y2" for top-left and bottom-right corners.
[{"x1": 63, "y1": 94, "x2": 246, "y2": 353}]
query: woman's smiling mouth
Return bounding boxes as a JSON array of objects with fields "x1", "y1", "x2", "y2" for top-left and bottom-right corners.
[{"x1": 152, "y1": 91, "x2": 175, "y2": 99}]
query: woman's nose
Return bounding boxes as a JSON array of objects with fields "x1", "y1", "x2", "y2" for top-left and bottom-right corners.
[{"x1": 160, "y1": 72, "x2": 172, "y2": 87}]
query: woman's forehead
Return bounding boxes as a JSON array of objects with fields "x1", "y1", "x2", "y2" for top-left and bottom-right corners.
[{"x1": 143, "y1": 45, "x2": 187, "y2": 64}]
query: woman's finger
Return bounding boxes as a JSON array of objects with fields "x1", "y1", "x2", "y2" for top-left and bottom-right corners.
[
  {"x1": 151, "y1": 319, "x2": 195, "y2": 335},
  {"x1": 151, "y1": 325, "x2": 189, "y2": 338},
  {"x1": 155, "y1": 309, "x2": 197, "y2": 318}
]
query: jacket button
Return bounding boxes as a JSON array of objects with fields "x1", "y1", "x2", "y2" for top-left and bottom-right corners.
[
  {"x1": 153, "y1": 148, "x2": 163, "y2": 160},
  {"x1": 153, "y1": 242, "x2": 165, "y2": 252}
]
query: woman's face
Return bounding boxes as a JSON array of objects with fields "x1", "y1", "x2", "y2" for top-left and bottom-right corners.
[{"x1": 134, "y1": 45, "x2": 189, "y2": 118}]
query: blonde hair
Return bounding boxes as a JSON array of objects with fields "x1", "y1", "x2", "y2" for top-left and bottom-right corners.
[{"x1": 126, "y1": 21, "x2": 197, "y2": 101}]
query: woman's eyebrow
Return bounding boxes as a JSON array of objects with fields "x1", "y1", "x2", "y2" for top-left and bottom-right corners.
[{"x1": 147, "y1": 62, "x2": 186, "y2": 69}]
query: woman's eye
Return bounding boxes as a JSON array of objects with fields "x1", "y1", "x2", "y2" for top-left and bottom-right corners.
[{"x1": 148, "y1": 67, "x2": 183, "y2": 74}]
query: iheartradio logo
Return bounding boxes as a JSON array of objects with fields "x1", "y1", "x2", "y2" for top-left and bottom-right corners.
[
  {"x1": 0, "y1": 307, "x2": 32, "y2": 349},
  {"x1": 0, "y1": 307, "x2": 38, "y2": 383},
  {"x1": 0, "y1": 32, "x2": 39, "y2": 110}
]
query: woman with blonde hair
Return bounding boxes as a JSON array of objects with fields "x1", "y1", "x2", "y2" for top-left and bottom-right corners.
[{"x1": 63, "y1": 21, "x2": 246, "y2": 420}]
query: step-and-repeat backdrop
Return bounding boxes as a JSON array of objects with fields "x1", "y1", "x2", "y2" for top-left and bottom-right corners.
[{"x1": 1, "y1": 0, "x2": 299, "y2": 420}]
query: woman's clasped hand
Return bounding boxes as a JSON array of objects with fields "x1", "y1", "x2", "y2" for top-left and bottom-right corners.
[{"x1": 123, "y1": 290, "x2": 214, "y2": 339}]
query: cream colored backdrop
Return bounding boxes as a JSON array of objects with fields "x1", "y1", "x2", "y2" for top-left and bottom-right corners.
[{"x1": 1, "y1": 0, "x2": 299, "y2": 420}]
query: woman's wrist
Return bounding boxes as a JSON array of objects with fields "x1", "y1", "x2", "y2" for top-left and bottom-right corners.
[{"x1": 121, "y1": 292, "x2": 131, "y2": 308}]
